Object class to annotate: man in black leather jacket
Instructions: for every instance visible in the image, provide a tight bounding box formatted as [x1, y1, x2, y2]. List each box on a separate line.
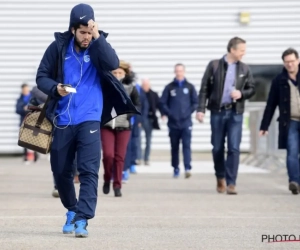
[196, 37, 255, 195]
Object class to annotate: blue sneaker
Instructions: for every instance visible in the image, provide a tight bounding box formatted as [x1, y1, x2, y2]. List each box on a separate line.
[173, 168, 180, 178]
[122, 170, 129, 183]
[130, 165, 137, 174]
[75, 220, 88, 238]
[62, 211, 76, 234]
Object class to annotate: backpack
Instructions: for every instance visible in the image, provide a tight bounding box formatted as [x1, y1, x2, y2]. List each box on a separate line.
[210, 59, 220, 83]
[211, 59, 220, 75]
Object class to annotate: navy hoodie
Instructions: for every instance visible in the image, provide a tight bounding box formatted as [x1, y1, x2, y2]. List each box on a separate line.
[36, 3, 139, 126]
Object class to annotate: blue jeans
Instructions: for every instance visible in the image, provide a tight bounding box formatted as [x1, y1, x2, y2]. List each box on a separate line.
[131, 122, 140, 163]
[124, 132, 135, 171]
[169, 127, 192, 171]
[210, 109, 243, 186]
[143, 118, 153, 162]
[286, 120, 300, 184]
[136, 126, 142, 161]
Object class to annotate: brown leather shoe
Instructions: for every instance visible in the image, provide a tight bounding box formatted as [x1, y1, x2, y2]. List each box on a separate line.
[217, 178, 226, 193]
[227, 185, 237, 195]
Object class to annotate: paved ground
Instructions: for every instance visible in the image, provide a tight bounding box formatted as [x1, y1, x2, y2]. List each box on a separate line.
[0, 154, 300, 250]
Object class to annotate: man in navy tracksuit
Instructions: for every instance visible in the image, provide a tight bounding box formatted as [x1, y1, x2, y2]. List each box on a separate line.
[36, 3, 138, 238]
[160, 64, 198, 178]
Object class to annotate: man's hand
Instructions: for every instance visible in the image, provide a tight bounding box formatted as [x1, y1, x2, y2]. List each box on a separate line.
[231, 90, 242, 100]
[196, 112, 205, 123]
[23, 105, 28, 111]
[88, 20, 100, 39]
[259, 130, 268, 136]
[57, 84, 70, 97]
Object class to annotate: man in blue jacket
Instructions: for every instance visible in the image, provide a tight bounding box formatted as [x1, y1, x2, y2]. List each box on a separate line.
[160, 63, 198, 178]
[36, 3, 138, 238]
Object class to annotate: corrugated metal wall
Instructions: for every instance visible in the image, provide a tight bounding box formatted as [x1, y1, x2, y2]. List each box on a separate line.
[1, 0, 299, 154]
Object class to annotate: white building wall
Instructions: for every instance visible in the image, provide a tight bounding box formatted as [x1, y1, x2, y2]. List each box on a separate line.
[0, 0, 299, 153]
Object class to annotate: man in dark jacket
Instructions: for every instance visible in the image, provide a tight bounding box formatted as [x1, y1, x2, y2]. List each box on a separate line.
[260, 48, 300, 195]
[160, 63, 198, 178]
[36, 3, 138, 237]
[196, 37, 255, 195]
[134, 82, 149, 166]
[123, 83, 144, 182]
[126, 68, 149, 167]
[141, 78, 161, 165]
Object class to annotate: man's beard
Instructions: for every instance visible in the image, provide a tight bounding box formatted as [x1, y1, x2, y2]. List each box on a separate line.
[74, 37, 90, 51]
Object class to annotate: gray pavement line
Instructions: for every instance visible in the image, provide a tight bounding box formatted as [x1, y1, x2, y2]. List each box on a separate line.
[0, 216, 300, 219]
[276, 185, 290, 191]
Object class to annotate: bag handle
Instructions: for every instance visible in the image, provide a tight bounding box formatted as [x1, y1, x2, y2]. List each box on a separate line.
[34, 54, 59, 128]
[35, 96, 51, 128]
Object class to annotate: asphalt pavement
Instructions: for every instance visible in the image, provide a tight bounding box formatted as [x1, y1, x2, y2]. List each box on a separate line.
[0, 155, 300, 250]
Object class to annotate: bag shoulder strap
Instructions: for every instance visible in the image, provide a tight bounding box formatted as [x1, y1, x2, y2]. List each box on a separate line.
[35, 96, 51, 128]
[211, 59, 220, 75]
